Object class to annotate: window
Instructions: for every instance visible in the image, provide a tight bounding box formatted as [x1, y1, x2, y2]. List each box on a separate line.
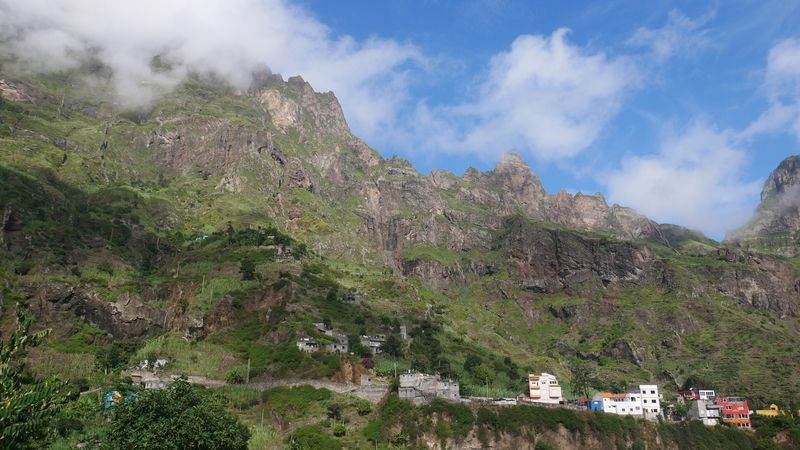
[651, 390, 656, 394]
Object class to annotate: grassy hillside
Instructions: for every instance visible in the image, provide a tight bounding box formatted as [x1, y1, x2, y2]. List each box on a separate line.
[3, 63, 800, 448]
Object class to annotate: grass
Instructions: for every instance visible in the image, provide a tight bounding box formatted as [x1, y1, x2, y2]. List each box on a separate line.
[247, 428, 283, 450]
[374, 357, 411, 376]
[133, 337, 239, 379]
[27, 349, 96, 380]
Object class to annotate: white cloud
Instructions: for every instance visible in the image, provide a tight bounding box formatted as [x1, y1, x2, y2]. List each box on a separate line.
[414, 28, 640, 162]
[627, 9, 715, 63]
[0, 0, 422, 140]
[743, 39, 800, 139]
[601, 122, 762, 238]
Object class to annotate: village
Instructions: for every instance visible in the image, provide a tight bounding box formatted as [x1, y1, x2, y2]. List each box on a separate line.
[113, 320, 793, 434]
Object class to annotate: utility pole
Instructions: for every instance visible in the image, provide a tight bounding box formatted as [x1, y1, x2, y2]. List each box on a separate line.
[246, 358, 251, 384]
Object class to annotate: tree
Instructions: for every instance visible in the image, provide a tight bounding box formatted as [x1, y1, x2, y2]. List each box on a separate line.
[326, 399, 346, 421]
[239, 258, 256, 281]
[356, 400, 372, 416]
[464, 354, 482, 372]
[472, 364, 496, 385]
[1, 308, 70, 449]
[568, 358, 597, 401]
[380, 334, 403, 358]
[107, 377, 250, 450]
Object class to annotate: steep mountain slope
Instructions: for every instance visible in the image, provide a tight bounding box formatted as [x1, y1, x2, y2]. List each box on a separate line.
[3, 62, 800, 406]
[726, 155, 800, 257]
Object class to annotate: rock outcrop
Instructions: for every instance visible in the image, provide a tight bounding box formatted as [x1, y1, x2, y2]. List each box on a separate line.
[20, 283, 167, 339]
[726, 155, 800, 244]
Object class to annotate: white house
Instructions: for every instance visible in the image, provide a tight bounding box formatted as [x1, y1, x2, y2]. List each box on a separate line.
[296, 338, 319, 353]
[591, 385, 662, 420]
[528, 373, 562, 405]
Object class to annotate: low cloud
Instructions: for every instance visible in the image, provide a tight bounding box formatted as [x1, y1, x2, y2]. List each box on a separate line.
[413, 28, 640, 162]
[601, 122, 762, 238]
[0, 0, 422, 140]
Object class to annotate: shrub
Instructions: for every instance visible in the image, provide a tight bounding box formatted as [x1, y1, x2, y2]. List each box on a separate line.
[97, 260, 114, 276]
[226, 366, 246, 384]
[333, 424, 347, 437]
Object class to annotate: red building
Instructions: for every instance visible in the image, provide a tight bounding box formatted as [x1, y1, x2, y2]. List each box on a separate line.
[715, 397, 751, 429]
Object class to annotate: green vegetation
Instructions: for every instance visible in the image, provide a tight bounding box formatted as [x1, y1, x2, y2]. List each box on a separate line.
[2, 62, 800, 449]
[107, 377, 250, 450]
[0, 309, 71, 449]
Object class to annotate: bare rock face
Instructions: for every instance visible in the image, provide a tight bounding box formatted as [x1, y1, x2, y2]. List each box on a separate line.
[726, 155, 800, 243]
[0, 80, 34, 102]
[489, 216, 657, 295]
[706, 248, 800, 315]
[20, 283, 167, 339]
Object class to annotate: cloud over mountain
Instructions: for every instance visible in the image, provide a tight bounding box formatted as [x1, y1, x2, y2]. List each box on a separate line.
[413, 29, 640, 162]
[0, 0, 422, 138]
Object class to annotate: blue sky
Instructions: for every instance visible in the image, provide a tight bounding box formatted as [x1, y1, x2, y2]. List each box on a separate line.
[3, 0, 800, 239]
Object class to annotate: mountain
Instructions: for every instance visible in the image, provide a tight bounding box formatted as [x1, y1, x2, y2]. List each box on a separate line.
[2, 61, 800, 413]
[725, 155, 800, 256]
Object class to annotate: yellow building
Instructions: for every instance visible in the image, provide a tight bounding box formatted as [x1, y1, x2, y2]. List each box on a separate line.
[755, 404, 800, 417]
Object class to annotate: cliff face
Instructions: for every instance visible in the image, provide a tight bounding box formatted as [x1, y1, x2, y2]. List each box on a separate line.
[726, 155, 800, 247]
[6, 66, 800, 403]
[102, 75, 673, 269]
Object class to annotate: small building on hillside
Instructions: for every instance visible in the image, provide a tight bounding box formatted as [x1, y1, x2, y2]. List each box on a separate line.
[296, 338, 319, 353]
[527, 373, 562, 405]
[716, 396, 752, 430]
[360, 334, 386, 355]
[398, 372, 460, 404]
[756, 404, 800, 417]
[690, 398, 721, 426]
[591, 385, 662, 420]
[678, 389, 717, 401]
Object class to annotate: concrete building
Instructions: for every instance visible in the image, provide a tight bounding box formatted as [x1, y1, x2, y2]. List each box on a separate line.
[324, 329, 349, 353]
[591, 385, 662, 420]
[296, 338, 319, 353]
[716, 396, 752, 430]
[632, 385, 662, 419]
[690, 399, 721, 426]
[756, 404, 800, 417]
[679, 389, 720, 426]
[528, 373, 562, 405]
[678, 389, 717, 400]
[360, 334, 386, 355]
[398, 372, 460, 404]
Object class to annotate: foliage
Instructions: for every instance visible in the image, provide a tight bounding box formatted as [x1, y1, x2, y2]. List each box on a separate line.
[380, 334, 403, 358]
[332, 424, 346, 437]
[96, 260, 115, 276]
[289, 424, 341, 450]
[239, 258, 256, 281]
[356, 400, 372, 416]
[261, 385, 332, 417]
[0, 308, 71, 449]
[568, 358, 596, 400]
[107, 377, 250, 450]
[225, 366, 247, 384]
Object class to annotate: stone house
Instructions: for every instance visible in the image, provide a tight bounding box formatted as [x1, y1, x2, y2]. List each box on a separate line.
[398, 372, 460, 404]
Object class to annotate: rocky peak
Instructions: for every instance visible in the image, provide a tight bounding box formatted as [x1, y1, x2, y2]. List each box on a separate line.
[725, 154, 800, 243]
[761, 155, 800, 202]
